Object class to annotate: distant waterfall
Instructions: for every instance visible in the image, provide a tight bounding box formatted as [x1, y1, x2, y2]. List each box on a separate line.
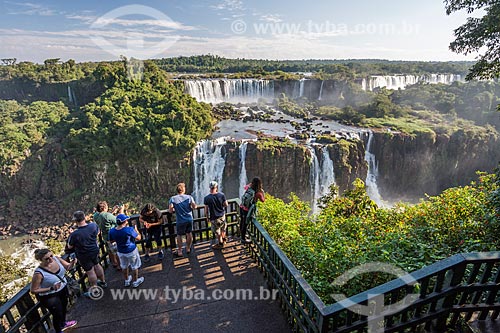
[299, 79, 306, 97]
[319, 146, 336, 197]
[308, 146, 321, 213]
[192, 138, 227, 204]
[239, 141, 249, 198]
[318, 81, 324, 101]
[361, 74, 462, 91]
[67, 85, 77, 106]
[364, 131, 383, 206]
[184, 79, 274, 104]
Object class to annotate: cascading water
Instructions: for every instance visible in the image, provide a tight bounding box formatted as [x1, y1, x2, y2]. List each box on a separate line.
[239, 141, 249, 198]
[364, 131, 383, 206]
[192, 137, 227, 204]
[308, 146, 321, 214]
[299, 78, 306, 97]
[184, 79, 274, 104]
[361, 74, 462, 91]
[318, 81, 324, 101]
[319, 146, 336, 197]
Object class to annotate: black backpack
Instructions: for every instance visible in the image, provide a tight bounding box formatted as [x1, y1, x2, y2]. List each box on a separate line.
[241, 187, 256, 209]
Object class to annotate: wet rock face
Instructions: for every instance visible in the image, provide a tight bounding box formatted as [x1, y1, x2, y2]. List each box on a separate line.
[371, 131, 500, 202]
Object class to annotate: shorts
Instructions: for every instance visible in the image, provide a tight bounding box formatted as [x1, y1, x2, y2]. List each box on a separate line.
[211, 216, 227, 236]
[105, 241, 118, 254]
[77, 251, 100, 272]
[118, 248, 141, 270]
[145, 226, 163, 249]
[177, 221, 193, 236]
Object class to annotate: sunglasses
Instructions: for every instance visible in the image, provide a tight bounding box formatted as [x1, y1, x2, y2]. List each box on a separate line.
[42, 254, 54, 262]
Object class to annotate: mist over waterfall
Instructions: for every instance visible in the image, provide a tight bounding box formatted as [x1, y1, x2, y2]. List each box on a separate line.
[192, 138, 227, 203]
[364, 131, 383, 206]
[184, 79, 274, 104]
[361, 74, 461, 91]
[239, 141, 249, 198]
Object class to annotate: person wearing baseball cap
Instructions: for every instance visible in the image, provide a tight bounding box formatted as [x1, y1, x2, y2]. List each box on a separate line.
[108, 214, 144, 287]
[67, 210, 107, 297]
[204, 181, 228, 250]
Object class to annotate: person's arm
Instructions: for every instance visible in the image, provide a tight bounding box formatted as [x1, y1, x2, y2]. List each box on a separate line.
[256, 191, 265, 203]
[57, 256, 76, 271]
[30, 272, 56, 294]
[133, 225, 141, 241]
[169, 202, 174, 214]
[190, 197, 197, 210]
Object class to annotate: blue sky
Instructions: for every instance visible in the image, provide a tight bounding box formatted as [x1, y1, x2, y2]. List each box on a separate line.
[0, 0, 478, 63]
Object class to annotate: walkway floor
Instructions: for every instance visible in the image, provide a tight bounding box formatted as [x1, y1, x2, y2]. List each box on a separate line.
[67, 239, 291, 333]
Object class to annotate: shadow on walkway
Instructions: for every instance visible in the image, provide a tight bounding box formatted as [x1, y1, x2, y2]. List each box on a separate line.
[68, 239, 291, 332]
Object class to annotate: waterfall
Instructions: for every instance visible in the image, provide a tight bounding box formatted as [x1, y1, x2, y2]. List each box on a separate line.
[308, 146, 321, 214]
[184, 79, 274, 104]
[239, 141, 249, 198]
[299, 79, 306, 97]
[319, 146, 336, 197]
[364, 131, 383, 206]
[67, 85, 77, 106]
[192, 138, 227, 204]
[318, 81, 324, 101]
[361, 74, 462, 91]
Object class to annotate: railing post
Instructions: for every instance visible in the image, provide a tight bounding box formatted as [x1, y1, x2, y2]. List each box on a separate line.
[432, 260, 467, 331]
[165, 211, 176, 251]
[16, 287, 45, 333]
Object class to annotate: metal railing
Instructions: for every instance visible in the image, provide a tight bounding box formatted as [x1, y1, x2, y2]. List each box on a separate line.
[247, 214, 500, 332]
[0, 199, 241, 333]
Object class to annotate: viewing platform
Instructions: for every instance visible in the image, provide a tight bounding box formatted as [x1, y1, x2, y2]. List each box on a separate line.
[70, 239, 290, 332]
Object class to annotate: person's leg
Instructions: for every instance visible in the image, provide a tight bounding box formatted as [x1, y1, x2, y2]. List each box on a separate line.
[40, 293, 65, 332]
[239, 207, 248, 241]
[94, 263, 105, 283]
[176, 234, 183, 255]
[186, 233, 193, 253]
[86, 267, 98, 286]
[153, 227, 164, 258]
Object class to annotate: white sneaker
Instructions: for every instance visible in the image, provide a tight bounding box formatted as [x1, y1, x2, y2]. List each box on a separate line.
[124, 275, 132, 287]
[132, 277, 144, 288]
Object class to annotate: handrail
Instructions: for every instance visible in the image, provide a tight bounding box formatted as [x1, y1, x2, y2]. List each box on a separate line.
[0, 199, 241, 333]
[247, 215, 500, 332]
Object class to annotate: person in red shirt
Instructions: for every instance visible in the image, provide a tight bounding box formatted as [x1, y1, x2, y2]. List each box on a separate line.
[239, 177, 265, 244]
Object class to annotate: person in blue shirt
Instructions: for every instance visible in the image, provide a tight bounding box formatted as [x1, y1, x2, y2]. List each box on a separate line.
[204, 181, 228, 250]
[108, 214, 144, 288]
[169, 183, 197, 257]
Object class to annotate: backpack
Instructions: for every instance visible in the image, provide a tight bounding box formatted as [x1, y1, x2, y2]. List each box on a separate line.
[241, 187, 256, 209]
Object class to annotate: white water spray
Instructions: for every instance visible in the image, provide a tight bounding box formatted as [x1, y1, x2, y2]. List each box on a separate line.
[364, 131, 383, 206]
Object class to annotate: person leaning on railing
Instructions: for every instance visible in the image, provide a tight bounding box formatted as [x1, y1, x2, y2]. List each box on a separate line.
[239, 177, 265, 244]
[30, 248, 78, 333]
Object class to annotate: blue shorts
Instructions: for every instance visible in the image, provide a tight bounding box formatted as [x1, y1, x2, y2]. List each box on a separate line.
[177, 221, 193, 236]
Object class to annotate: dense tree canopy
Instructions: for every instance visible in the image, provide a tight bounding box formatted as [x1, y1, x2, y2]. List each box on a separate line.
[445, 0, 500, 80]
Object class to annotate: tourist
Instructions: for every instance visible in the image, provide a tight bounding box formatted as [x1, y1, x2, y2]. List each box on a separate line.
[169, 183, 196, 256]
[93, 201, 120, 270]
[203, 181, 228, 250]
[30, 248, 78, 332]
[139, 203, 164, 262]
[240, 177, 265, 244]
[67, 211, 107, 296]
[109, 213, 144, 288]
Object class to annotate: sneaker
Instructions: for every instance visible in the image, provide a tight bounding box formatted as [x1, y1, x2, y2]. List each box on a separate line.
[124, 275, 132, 287]
[97, 281, 108, 289]
[132, 277, 144, 288]
[62, 320, 77, 331]
[143, 254, 150, 262]
[158, 250, 164, 260]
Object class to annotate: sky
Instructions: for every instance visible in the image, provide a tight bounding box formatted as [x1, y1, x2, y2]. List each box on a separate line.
[0, 0, 479, 63]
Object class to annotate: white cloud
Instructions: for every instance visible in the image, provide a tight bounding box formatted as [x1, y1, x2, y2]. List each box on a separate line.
[211, 0, 244, 12]
[5, 1, 57, 16]
[259, 14, 283, 23]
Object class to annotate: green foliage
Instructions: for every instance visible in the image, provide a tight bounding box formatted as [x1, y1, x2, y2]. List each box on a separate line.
[0, 100, 69, 174]
[258, 172, 499, 303]
[0, 255, 25, 304]
[65, 61, 213, 160]
[445, 0, 500, 80]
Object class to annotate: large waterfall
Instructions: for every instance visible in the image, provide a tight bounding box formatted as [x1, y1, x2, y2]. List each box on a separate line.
[309, 145, 337, 214]
[239, 141, 249, 198]
[192, 138, 227, 204]
[361, 74, 462, 91]
[364, 131, 383, 206]
[184, 79, 274, 104]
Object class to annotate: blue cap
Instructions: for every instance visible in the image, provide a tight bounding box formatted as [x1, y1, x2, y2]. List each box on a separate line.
[116, 213, 130, 224]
